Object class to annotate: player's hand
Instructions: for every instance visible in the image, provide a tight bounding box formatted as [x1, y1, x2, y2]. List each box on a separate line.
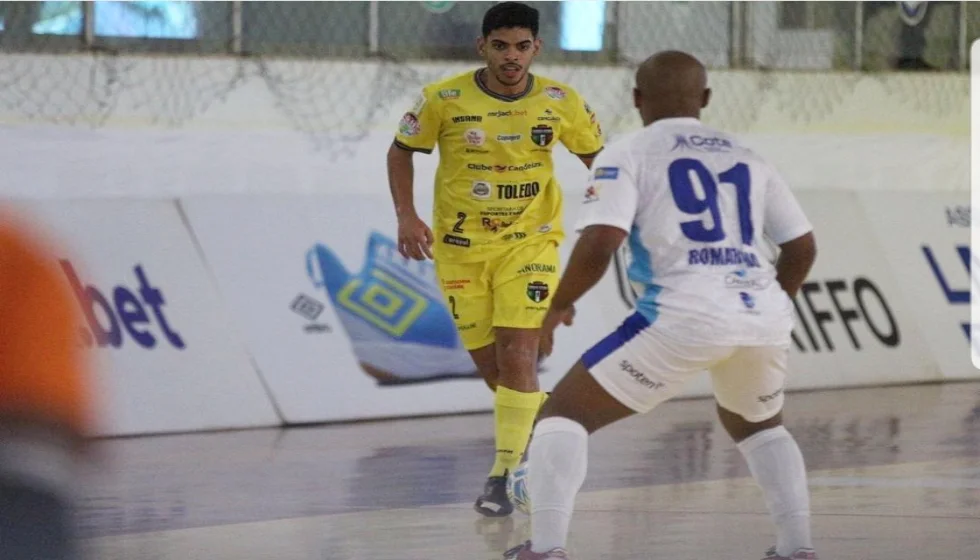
[539, 304, 575, 357]
[397, 213, 434, 261]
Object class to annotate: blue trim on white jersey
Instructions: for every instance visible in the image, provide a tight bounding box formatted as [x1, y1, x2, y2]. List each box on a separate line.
[626, 224, 661, 323]
[636, 285, 662, 323]
[582, 312, 652, 369]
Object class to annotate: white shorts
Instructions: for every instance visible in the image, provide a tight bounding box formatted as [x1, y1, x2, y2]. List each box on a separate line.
[581, 312, 788, 423]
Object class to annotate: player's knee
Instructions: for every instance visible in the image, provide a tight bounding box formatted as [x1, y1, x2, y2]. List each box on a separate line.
[717, 404, 783, 443]
[534, 392, 598, 435]
[475, 359, 499, 385]
[536, 393, 560, 420]
[531, 416, 588, 443]
[468, 344, 500, 388]
[494, 328, 539, 373]
[482, 370, 499, 391]
[535, 361, 624, 435]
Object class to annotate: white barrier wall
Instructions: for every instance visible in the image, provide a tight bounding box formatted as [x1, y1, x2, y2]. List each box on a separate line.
[0, 55, 972, 435]
[179, 194, 500, 424]
[183, 188, 969, 427]
[9, 186, 963, 436]
[754, 192, 938, 389]
[859, 192, 975, 380]
[5, 199, 280, 436]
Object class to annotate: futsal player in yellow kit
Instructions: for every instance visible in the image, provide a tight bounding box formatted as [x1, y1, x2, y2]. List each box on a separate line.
[386, 2, 602, 516]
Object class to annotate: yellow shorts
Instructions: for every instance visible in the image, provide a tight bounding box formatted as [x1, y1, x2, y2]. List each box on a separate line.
[435, 241, 560, 351]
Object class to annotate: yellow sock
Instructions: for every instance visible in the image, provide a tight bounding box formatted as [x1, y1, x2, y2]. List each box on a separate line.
[489, 386, 544, 478]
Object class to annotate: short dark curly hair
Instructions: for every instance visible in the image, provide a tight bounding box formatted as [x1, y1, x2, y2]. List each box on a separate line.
[482, 2, 539, 38]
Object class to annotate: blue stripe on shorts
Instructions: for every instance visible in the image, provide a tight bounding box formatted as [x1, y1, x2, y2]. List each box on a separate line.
[581, 312, 652, 369]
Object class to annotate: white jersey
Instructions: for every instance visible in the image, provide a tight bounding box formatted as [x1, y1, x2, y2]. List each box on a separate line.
[575, 117, 812, 346]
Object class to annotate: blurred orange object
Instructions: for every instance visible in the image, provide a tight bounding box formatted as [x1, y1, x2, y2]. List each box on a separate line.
[0, 207, 94, 443]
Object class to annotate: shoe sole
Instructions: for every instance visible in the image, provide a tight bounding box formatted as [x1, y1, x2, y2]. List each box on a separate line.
[473, 501, 513, 517]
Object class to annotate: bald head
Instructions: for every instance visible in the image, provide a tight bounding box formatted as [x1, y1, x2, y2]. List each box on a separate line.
[633, 50, 709, 125]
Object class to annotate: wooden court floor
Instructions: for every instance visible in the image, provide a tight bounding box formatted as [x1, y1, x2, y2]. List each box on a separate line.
[79, 381, 980, 560]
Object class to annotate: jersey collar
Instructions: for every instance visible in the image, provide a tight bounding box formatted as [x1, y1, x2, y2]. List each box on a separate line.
[650, 117, 702, 128]
[473, 68, 535, 103]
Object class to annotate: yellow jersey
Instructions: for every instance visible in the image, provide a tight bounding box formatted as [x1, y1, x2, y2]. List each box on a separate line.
[393, 69, 603, 263]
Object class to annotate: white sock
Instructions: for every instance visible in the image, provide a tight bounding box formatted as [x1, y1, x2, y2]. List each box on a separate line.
[737, 425, 813, 557]
[527, 417, 589, 553]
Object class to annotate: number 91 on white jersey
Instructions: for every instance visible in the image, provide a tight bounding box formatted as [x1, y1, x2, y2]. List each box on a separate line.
[574, 117, 813, 347]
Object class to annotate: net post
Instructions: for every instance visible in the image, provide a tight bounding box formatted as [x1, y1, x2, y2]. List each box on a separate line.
[82, 1, 94, 46]
[853, 1, 864, 71]
[959, 1, 968, 71]
[607, 0, 620, 62]
[368, 1, 381, 55]
[230, 0, 243, 55]
[729, 1, 746, 69]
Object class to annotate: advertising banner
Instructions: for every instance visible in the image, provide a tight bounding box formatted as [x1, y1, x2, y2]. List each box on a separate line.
[859, 191, 978, 380]
[180, 188, 669, 423]
[787, 191, 938, 387]
[9, 199, 280, 436]
[181, 185, 953, 429]
[181, 194, 512, 423]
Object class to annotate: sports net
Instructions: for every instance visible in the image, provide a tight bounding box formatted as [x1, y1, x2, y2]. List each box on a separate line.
[0, 1, 972, 159]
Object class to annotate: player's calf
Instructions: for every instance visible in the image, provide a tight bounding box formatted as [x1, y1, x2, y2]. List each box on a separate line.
[476, 328, 546, 517]
[494, 327, 541, 393]
[507, 361, 636, 555]
[719, 406, 815, 560]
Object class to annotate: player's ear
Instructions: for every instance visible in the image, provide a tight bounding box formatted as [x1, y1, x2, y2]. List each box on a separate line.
[476, 36, 485, 57]
[533, 37, 542, 56]
[702, 88, 711, 109]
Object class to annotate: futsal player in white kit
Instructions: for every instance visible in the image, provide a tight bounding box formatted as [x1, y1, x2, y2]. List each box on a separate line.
[506, 50, 820, 560]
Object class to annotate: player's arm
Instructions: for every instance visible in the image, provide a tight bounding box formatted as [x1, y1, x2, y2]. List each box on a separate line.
[577, 154, 598, 170]
[559, 93, 604, 169]
[387, 145, 424, 222]
[774, 233, 816, 298]
[551, 225, 626, 311]
[551, 161, 636, 312]
[762, 169, 816, 298]
[387, 89, 441, 260]
[540, 151, 637, 355]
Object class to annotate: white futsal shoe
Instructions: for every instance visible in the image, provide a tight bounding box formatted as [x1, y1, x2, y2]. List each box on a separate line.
[762, 546, 818, 560]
